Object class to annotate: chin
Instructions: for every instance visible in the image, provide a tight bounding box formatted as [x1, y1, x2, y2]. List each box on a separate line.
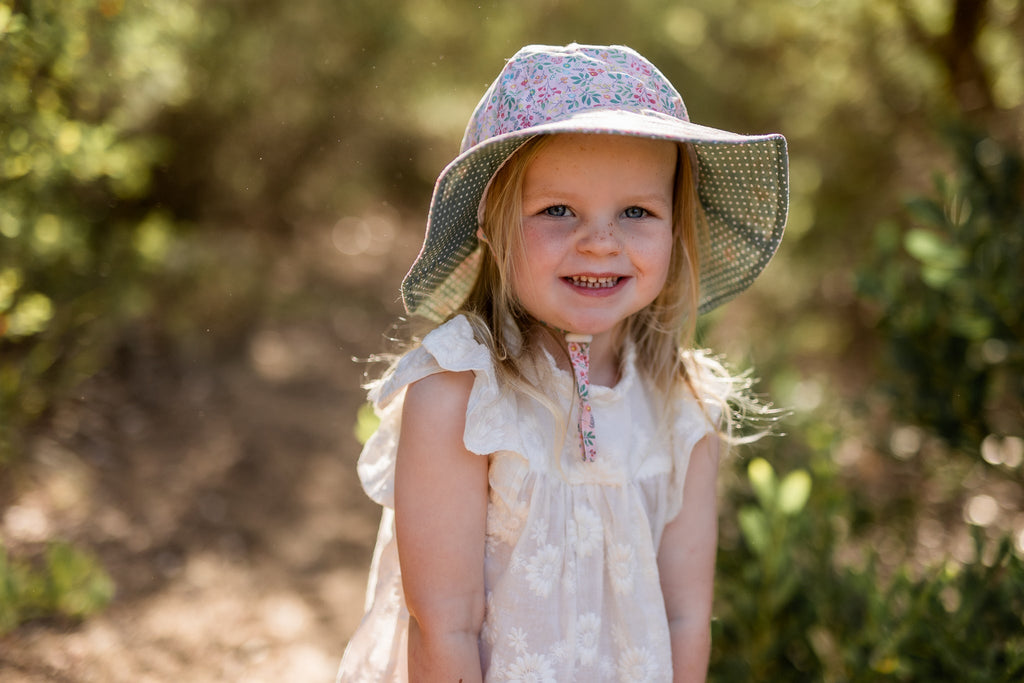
[558, 318, 624, 338]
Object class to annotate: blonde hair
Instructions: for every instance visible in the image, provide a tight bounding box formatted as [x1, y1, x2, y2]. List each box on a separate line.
[459, 134, 732, 427]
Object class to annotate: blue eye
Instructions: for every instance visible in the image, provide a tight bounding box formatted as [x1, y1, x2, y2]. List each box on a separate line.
[543, 205, 571, 217]
[623, 206, 648, 219]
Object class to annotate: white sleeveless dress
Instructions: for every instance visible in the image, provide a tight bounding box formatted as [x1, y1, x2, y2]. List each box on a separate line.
[337, 315, 720, 682]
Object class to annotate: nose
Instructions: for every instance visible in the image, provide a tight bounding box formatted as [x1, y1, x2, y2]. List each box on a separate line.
[575, 217, 622, 255]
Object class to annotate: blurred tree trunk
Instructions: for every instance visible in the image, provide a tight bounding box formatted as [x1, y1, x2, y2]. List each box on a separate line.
[901, 0, 995, 115]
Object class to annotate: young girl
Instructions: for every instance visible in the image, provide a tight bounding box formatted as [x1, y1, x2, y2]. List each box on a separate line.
[337, 43, 787, 682]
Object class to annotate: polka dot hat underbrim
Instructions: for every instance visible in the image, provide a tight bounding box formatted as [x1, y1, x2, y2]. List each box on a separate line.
[401, 44, 789, 324]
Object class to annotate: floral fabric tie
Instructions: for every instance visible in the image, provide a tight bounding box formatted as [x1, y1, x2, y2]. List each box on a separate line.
[565, 333, 597, 462]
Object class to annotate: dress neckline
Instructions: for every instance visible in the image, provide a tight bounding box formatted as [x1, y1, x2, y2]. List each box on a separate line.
[534, 337, 637, 401]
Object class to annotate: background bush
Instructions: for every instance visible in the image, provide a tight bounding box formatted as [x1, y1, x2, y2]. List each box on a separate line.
[0, 541, 113, 633]
[0, 0, 207, 460]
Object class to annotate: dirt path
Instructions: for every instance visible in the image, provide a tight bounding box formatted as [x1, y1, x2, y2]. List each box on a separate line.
[0, 221, 420, 681]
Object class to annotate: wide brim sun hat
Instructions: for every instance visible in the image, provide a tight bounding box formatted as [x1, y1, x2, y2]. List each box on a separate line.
[401, 43, 789, 324]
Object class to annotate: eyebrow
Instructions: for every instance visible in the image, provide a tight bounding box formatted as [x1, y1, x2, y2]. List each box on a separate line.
[523, 189, 672, 206]
[621, 193, 673, 207]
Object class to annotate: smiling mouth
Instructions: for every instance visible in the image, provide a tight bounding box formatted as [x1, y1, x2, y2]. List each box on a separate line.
[566, 275, 622, 289]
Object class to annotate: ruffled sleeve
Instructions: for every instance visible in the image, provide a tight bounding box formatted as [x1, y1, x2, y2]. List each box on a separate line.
[356, 315, 518, 508]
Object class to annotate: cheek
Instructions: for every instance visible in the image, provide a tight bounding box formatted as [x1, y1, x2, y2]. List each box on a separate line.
[510, 229, 544, 302]
[509, 260, 531, 304]
[516, 225, 560, 272]
[637, 229, 675, 282]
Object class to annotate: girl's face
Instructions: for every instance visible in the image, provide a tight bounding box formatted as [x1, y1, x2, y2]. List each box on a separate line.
[513, 133, 677, 339]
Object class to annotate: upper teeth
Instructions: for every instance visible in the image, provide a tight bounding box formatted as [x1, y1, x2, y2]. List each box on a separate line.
[571, 275, 618, 288]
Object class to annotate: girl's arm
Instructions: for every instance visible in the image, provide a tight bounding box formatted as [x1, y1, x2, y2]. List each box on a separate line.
[394, 370, 489, 683]
[658, 434, 721, 683]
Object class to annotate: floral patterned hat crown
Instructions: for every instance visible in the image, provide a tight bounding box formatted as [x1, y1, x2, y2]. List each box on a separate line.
[401, 43, 789, 323]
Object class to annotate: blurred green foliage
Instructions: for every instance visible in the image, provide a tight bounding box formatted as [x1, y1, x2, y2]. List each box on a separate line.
[712, 114, 1024, 676]
[715, 457, 1024, 681]
[1, 0, 1023, 672]
[0, 0, 209, 460]
[0, 541, 114, 634]
[354, 401, 381, 447]
[859, 128, 1023, 450]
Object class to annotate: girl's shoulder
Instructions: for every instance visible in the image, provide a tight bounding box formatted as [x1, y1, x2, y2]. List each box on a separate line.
[358, 315, 510, 507]
[369, 314, 518, 457]
[368, 314, 497, 409]
[399, 368, 477, 445]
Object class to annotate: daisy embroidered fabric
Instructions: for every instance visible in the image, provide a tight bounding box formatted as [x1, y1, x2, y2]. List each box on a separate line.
[336, 316, 720, 682]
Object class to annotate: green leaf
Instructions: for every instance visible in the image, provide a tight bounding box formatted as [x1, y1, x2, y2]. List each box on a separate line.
[354, 402, 380, 445]
[904, 228, 966, 270]
[6, 292, 53, 337]
[905, 197, 949, 228]
[777, 469, 812, 516]
[0, 6, 12, 35]
[920, 263, 959, 289]
[950, 311, 993, 340]
[738, 505, 770, 557]
[0, 267, 22, 311]
[747, 457, 777, 510]
[45, 542, 114, 620]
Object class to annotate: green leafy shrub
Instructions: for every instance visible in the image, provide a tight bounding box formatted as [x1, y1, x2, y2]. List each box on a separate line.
[802, 528, 1024, 682]
[713, 457, 1024, 682]
[0, 0, 205, 463]
[0, 541, 114, 634]
[857, 126, 1023, 451]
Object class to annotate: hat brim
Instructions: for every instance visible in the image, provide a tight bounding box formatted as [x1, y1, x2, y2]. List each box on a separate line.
[402, 108, 788, 323]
